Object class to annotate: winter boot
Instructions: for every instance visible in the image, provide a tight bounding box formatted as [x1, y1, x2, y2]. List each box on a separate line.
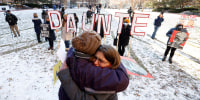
[168, 57, 172, 64]
[162, 56, 166, 61]
[48, 47, 51, 50]
[48, 47, 53, 50]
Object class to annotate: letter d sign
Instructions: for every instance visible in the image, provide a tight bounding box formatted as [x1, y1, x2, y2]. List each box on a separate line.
[48, 11, 62, 29]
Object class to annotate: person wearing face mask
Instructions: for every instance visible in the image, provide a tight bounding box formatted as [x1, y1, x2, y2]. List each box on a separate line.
[118, 18, 132, 56]
[162, 23, 188, 64]
[5, 10, 20, 37]
[58, 31, 129, 100]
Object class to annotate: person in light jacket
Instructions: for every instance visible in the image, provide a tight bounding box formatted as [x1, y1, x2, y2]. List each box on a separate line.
[56, 14, 74, 51]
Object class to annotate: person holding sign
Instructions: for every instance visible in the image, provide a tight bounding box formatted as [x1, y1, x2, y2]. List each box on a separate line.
[44, 16, 56, 50]
[58, 31, 129, 100]
[118, 19, 132, 56]
[162, 23, 188, 64]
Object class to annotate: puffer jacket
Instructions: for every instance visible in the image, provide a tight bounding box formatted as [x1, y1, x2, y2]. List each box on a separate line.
[66, 47, 129, 92]
[58, 68, 118, 100]
[32, 18, 42, 34]
[119, 24, 131, 46]
[154, 16, 164, 26]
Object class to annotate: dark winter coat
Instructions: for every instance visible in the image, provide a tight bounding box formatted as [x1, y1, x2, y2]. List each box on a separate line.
[58, 68, 118, 100]
[127, 8, 133, 15]
[94, 21, 104, 38]
[66, 47, 129, 92]
[87, 10, 93, 18]
[119, 24, 131, 46]
[5, 13, 18, 25]
[74, 16, 79, 29]
[45, 21, 56, 40]
[154, 16, 164, 27]
[32, 18, 42, 34]
[41, 10, 47, 20]
[60, 8, 65, 20]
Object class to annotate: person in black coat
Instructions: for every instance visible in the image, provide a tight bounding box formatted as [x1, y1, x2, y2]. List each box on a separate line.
[127, 7, 133, 22]
[74, 13, 79, 33]
[86, 9, 93, 23]
[41, 10, 47, 23]
[32, 13, 42, 43]
[118, 19, 131, 56]
[45, 16, 56, 50]
[151, 13, 164, 39]
[60, 7, 65, 20]
[94, 20, 104, 38]
[5, 10, 20, 37]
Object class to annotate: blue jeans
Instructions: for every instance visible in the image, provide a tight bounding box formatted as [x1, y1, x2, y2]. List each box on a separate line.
[151, 26, 160, 39]
[64, 40, 70, 48]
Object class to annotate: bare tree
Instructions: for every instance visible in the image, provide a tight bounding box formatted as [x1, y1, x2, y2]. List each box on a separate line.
[130, 0, 138, 11]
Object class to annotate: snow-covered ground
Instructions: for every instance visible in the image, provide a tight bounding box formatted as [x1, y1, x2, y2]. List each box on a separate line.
[0, 8, 200, 100]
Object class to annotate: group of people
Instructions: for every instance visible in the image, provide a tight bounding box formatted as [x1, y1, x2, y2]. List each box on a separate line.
[3, 6, 191, 100]
[151, 12, 188, 64]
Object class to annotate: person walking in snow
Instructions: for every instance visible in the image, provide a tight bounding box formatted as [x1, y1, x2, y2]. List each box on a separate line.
[162, 23, 188, 64]
[151, 13, 164, 39]
[118, 19, 132, 56]
[32, 13, 42, 43]
[5, 10, 20, 37]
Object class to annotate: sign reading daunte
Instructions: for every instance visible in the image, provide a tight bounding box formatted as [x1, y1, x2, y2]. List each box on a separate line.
[47, 11, 150, 36]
